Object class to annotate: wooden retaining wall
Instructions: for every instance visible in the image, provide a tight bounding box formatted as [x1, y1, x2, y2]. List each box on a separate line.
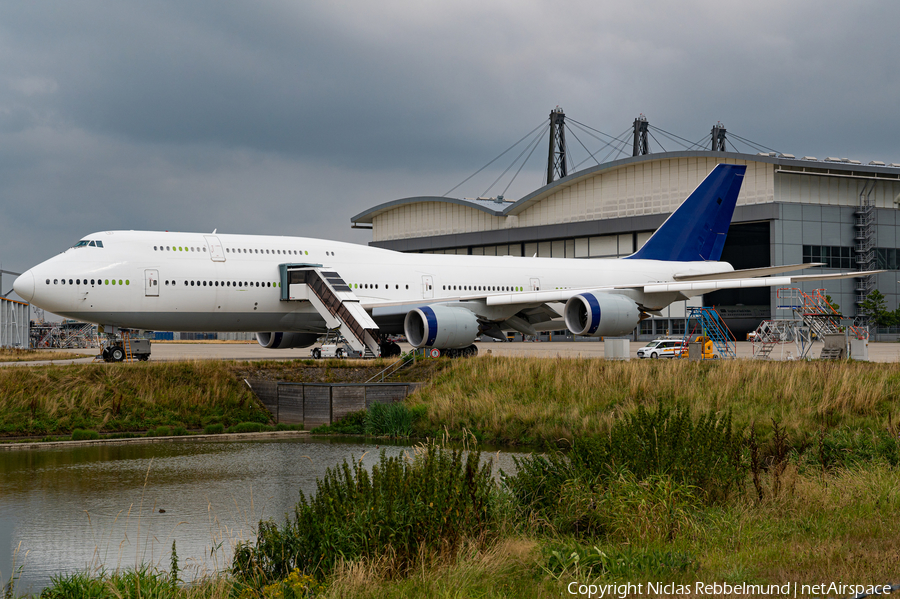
[245, 380, 423, 426]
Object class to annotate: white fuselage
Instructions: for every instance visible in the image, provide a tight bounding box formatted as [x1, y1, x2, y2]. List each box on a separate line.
[15, 230, 731, 334]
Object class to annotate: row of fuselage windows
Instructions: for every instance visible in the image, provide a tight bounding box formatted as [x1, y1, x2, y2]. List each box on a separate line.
[48, 278, 128, 286]
[152, 245, 336, 258]
[164, 280, 279, 288]
[443, 284, 521, 292]
[47, 277, 522, 293]
[45, 278, 279, 288]
[356, 284, 409, 290]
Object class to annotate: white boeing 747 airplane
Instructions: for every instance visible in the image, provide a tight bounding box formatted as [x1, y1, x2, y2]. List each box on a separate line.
[13, 165, 870, 360]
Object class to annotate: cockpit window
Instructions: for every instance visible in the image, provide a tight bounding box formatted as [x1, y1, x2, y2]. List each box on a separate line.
[73, 239, 104, 248]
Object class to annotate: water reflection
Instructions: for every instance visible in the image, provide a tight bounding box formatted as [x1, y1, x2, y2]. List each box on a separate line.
[0, 437, 523, 594]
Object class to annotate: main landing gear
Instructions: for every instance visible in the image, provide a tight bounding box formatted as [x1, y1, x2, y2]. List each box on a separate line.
[379, 341, 402, 358]
[428, 344, 478, 358]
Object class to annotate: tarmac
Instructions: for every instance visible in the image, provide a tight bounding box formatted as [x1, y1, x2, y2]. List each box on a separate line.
[4, 338, 900, 366]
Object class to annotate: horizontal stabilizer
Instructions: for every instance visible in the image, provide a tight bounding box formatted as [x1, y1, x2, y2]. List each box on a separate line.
[673, 263, 825, 281]
[644, 270, 884, 294]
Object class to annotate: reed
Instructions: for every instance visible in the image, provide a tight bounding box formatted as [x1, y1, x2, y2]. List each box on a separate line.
[232, 445, 500, 584]
[408, 357, 900, 444]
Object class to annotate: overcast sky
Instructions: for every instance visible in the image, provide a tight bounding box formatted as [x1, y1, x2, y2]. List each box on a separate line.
[2, 0, 899, 295]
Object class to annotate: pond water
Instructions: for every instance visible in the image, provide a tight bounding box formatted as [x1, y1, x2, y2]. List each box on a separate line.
[0, 437, 524, 594]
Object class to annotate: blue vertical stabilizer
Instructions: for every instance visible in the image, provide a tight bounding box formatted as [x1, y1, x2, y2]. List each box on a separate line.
[625, 164, 746, 262]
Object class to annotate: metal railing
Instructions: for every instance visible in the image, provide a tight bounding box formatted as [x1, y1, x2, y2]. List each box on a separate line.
[365, 351, 419, 383]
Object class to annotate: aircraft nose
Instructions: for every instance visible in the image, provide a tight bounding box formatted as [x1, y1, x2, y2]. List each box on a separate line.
[13, 271, 35, 303]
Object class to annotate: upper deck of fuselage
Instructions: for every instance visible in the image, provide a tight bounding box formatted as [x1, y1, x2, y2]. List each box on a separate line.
[33, 229, 736, 294]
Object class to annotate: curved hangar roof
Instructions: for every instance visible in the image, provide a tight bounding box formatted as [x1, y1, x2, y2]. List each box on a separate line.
[351, 150, 900, 244]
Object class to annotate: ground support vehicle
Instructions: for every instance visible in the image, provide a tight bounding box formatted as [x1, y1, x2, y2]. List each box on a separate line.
[636, 338, 686, 359]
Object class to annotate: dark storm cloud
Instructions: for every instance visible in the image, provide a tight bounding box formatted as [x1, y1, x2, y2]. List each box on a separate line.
[2, 0, 532, 170]
[1, 0, 899, 284]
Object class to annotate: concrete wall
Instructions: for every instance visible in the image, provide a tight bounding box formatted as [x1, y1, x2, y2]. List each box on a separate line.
[247, 380, 422, 427]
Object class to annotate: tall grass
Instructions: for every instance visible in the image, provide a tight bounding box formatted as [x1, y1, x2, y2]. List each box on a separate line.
[232, 445, 500, 584]
[506, 405, 742, 537]
[364, 403, 426, 438]
[408, 357, 900, 444]
[0, 361, 268, 436]
[39, 568, 238, 599]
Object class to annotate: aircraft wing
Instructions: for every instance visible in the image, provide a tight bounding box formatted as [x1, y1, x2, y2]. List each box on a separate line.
[481, 270, 883, 307]
[361, 269, 881, 312]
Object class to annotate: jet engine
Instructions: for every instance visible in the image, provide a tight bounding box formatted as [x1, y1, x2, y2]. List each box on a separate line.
[256, 332, 320, 349]
[564, 293, 641, 337]
[404, 305, 479, 349]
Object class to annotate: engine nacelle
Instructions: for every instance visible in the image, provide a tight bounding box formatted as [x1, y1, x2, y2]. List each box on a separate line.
[564, 293, 641, 337]
[256, 332, 320, 349]
[404, 305, 479, 349]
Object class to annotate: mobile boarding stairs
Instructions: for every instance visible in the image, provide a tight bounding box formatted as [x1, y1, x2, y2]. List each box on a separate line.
[279, 264, 382, 358]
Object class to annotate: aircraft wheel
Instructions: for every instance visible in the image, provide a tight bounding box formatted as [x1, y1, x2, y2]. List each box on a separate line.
[312, 348, 321, 360]
[379, 342, 399, 358]
[110, 346, 126, 362]
[465, 345, 478, 357]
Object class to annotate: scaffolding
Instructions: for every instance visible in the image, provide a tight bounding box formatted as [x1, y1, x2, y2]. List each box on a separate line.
[752, 288, 867, 360]
[30, 319, 99, 349]
[750, 318, 812, 360]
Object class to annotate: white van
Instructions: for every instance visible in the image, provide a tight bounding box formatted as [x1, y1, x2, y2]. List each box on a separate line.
[636, 338, 686, 359]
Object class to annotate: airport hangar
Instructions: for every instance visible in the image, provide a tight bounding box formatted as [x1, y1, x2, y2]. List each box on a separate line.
[352, 150, 900, 340]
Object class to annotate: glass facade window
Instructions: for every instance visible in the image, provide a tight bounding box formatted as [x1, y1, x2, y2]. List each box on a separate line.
[802, 245, 853, 269]
[876, 248, 900, 271]
[805, 245, 900, 270]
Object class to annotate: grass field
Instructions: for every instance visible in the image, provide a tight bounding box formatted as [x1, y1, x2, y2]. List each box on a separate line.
[0, 357, 446, 438]
[0, 348, 94, 362]
[8, 356, 900, 597]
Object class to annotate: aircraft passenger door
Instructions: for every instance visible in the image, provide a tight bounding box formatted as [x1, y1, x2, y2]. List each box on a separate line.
[422, 275, 434, 299]
[145, 269, 159, 297]
[204, 235, 226, 262]
[530, 277, 541, 291]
